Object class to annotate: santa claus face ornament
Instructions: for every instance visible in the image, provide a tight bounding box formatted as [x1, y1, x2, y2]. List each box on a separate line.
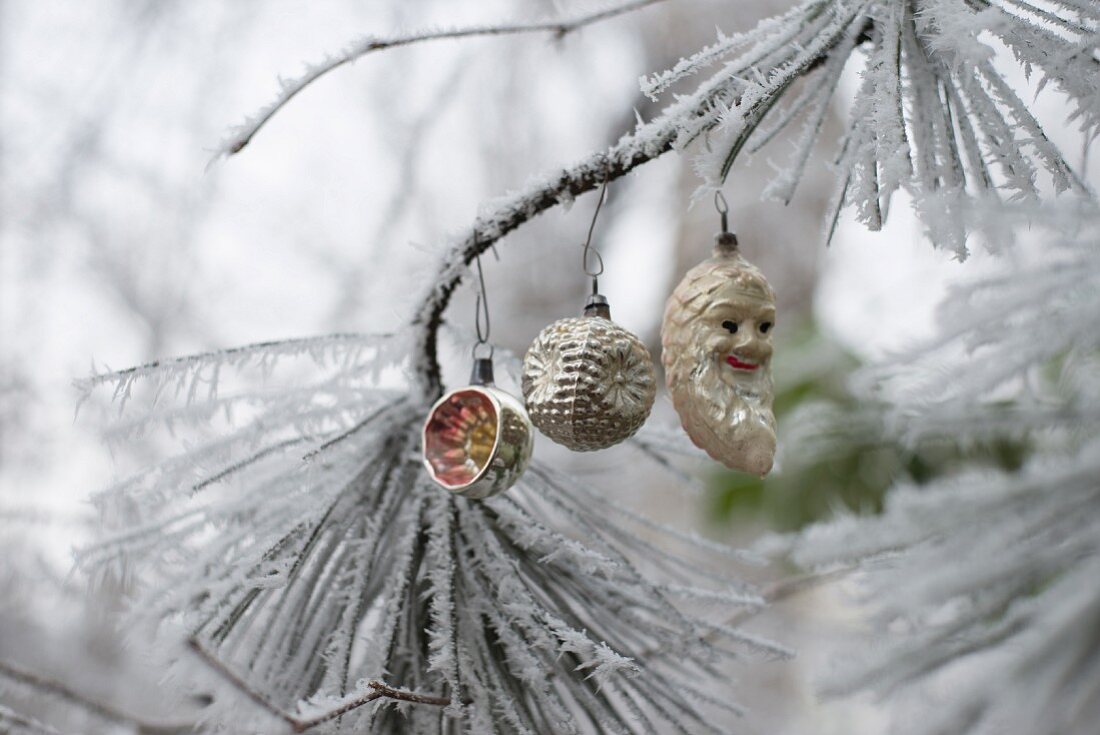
[661, 226, 777, 477]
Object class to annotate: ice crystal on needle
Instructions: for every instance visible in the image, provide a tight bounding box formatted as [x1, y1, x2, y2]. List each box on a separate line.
[646, 0, 1095, 253]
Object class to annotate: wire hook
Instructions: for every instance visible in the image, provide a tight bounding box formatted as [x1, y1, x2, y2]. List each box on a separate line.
[714, 189, 730, 234]
[582, 177, 609, 295]
[474, 252, 490, 347]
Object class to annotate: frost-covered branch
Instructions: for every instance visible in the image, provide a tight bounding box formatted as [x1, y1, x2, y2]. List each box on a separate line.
[77, 322, 778, 732]
[642, 566, 854, 659]
[75, 332, 394, 413]
[408, 135, 678, 400]
[188, 638, 448, 733]
[774, 203, 1100, 735]
[404, 12, 812, 398]
[409, 0, 1099, 399]
[216, 0, 667, 158]
[211, 1, 1099, 400]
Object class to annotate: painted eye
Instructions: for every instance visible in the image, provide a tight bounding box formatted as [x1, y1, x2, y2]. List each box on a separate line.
[722, 320, 738, 334]
[759, 321, 773, 334]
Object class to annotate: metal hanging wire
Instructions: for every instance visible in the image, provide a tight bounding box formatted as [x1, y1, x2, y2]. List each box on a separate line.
[713, 189, 738, 251]
[473, 253, 493, 359]
[582, 178, 609, 296]
[714, 189, 730, 234]
[470, 230, 498, 361]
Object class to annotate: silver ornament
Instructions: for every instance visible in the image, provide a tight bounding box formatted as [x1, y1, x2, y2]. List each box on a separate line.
[523, 297, 656, 451]
[423, 357, 534, 499]
[661, 232, 777, 477]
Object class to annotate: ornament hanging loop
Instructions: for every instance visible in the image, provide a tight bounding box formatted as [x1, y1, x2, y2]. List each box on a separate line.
[582, 178, 609, 297]
[581, 178, 612, 318]
[471, 246, 497, 384]
[474, 252, 491, 347]
[713, 189, 739, 253]
[714, 189, 729, 233]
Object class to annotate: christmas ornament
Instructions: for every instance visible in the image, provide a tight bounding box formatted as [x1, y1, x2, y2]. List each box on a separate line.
[522, 181, 656, 451]
[423, 254, 534, 498]
[523, 295, 656, 451]
[423, 353, 534, 499]
[661, 192, 776, 476]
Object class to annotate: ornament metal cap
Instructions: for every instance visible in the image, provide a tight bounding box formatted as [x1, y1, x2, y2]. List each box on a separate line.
[583, 293, 611, 319]
[713, 189, 740, 256]
[714, 230, 739, 255]
[469, 356, 495, 386]
[422, 360, 534, 500]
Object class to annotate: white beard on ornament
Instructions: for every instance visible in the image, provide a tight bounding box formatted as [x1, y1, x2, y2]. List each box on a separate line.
[672, 355, 776, 477]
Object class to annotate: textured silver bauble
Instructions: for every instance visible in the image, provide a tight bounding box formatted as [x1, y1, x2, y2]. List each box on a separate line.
[522, 313, 656, 451]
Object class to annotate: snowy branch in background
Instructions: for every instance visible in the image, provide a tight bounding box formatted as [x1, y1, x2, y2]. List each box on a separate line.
[410, 0, 1099, 397]
[210, 0, 1098, 397]
[643, 0, 1097, 253]
[215, 0, 667, 158]
[771, 202, 1100, 735]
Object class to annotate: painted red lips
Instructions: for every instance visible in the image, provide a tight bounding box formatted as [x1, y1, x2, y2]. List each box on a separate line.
[726, 355, 760, 371]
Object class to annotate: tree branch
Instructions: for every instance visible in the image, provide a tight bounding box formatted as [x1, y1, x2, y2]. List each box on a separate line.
[75, 331, 387, 400]
[0, 658, 196, 735]
[407, 78, 730, 400]
[187, 637, 449, 733]
[405, 4, 844, 401]
[218, 0, 667, 158]
[290, 683, 451, 733]
[409, 144, 663, 401]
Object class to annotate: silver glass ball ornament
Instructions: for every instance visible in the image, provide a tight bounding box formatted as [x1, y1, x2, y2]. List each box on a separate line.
[522, 295, 656, 451]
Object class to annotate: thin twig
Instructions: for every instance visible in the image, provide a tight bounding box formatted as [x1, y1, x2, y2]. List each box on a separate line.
[188, 637, 449, 733]
[300, 397, 408, 461]
[727, 567, 853, 627]
[218, 0, 667, 157]
[187, 638, 299, 729]
[77, 332, 385, 390]
[0, 659, 196, 735]
[291, 682, 450, 733]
